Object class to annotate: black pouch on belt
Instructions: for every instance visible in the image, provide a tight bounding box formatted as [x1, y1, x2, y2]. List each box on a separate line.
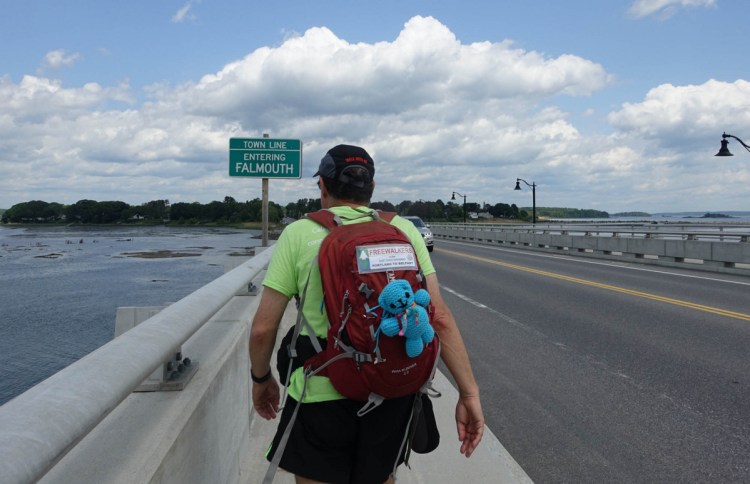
[410, 392, 440, 454]
[276, 325, 326, 385]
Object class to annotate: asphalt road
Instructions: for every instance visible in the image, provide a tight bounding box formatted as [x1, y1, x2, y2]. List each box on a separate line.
[431, 239, 750, 483]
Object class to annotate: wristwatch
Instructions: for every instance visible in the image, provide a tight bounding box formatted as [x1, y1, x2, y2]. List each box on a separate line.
[251, 368, 272, 384]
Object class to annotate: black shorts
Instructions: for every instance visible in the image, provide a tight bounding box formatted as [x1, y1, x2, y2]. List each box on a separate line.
[266, 395, 415, 484]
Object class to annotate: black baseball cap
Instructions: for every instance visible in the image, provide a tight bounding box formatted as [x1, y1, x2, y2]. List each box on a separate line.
[313, 144, 375, 187]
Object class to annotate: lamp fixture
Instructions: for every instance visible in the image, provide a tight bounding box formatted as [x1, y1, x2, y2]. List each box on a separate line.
[450, 191, 467, 224]
[716, 132, 750, 157]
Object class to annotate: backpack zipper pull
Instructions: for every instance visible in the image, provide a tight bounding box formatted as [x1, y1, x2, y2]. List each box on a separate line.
[335, 290, 353, 349]
[339, 290, 350, 318]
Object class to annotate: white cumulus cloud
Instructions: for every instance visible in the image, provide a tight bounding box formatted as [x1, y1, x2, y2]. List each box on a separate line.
[0, 15, 747, 212]
[608, 79, 750, 144]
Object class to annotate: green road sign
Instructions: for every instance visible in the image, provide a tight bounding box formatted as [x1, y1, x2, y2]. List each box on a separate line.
[229, 138, 302, 178]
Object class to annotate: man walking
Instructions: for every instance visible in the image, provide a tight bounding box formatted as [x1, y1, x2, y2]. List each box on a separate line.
[250, 144, 483, 484]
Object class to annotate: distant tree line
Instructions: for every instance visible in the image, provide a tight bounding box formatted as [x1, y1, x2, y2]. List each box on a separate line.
[1, 197, 284, 225]
[2, 197, 607, 225]
[367, 200, 527, 221]
[170, 197, 284, 224]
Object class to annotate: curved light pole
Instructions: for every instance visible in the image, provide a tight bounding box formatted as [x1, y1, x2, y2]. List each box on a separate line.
[715, 132, 750, 156]
[514, 178, 536, 225]
[451, 191, 467, 224]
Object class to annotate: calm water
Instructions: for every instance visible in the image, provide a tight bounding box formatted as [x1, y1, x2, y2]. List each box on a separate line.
[0, 225, 261, 405]
[551, 212, 750, 223]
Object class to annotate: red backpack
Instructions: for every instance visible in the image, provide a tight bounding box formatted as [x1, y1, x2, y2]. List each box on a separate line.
[300, 209, 440, 411]
[265, 209, 441, 483]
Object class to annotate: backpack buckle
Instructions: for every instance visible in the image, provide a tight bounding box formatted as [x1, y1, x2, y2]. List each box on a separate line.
[353, 352, 372, 364]
[358, 282, 375, 299]
[287, 345, 297, 358]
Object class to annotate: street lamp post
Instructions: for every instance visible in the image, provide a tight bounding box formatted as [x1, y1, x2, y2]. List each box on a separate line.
[451, 191, 467, 224]
[715, 132, 750, 156]
[514, 178, 536, 224]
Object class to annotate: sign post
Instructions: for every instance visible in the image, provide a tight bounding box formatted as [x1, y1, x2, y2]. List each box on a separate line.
[260, 135, 270, 248]
[229, 136, 302, 246]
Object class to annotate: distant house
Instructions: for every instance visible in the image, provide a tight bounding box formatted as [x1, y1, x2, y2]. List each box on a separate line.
[130, 214, 145, 221]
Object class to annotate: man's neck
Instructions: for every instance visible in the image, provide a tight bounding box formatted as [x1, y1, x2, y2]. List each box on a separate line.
[324, 198, 368, 209]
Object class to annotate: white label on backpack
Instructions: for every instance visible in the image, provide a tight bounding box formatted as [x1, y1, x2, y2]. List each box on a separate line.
[356, 244, 418, 273]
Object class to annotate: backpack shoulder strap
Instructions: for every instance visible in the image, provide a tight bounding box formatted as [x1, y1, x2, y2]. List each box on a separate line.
[377, 210, 397, 223]
[305, 209, 341, 229]
[307, 208, 391, 228]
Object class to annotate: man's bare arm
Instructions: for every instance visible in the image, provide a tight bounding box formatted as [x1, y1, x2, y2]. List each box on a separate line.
[425, 272, 484, 457]
[249, 286, 289, 419]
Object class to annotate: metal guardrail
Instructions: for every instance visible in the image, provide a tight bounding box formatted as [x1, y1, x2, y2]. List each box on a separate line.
[0, 247, 274, 484]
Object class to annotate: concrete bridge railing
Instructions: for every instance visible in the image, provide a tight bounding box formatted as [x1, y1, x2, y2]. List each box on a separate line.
[0, 247, 275, 484]
[432, 223, 750, 275]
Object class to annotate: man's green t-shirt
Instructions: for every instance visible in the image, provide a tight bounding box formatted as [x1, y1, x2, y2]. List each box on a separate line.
[262, 206, 436, 402]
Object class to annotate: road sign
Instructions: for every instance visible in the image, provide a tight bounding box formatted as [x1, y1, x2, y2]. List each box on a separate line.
[229, 138, 302, 178]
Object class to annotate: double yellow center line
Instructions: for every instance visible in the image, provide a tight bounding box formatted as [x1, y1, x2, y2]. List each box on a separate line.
[439, 248, 750, 322]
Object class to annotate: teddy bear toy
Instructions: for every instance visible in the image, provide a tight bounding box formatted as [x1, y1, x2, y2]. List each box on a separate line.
[377, 279, 435, 358]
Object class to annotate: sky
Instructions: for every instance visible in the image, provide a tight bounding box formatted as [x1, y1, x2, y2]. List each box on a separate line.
[1, 0, 749, 214]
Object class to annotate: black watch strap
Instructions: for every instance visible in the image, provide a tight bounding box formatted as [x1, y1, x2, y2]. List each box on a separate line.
[251, 368, 272, 384]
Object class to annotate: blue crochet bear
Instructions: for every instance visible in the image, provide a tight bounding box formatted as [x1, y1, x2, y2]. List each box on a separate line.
[378, 279, 435, 358]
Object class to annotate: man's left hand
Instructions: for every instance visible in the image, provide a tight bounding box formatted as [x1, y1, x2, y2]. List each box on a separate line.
[252, 377, 280, 420]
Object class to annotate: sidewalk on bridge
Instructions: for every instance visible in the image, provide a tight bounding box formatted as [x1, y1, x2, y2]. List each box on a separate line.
[243, 301, 533, 484]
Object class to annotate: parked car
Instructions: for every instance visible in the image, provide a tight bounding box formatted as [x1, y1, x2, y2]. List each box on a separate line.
[403, 216, 434, 252]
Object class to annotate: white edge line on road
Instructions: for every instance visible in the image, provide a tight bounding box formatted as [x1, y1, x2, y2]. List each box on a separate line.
[441, 285, 548, 340]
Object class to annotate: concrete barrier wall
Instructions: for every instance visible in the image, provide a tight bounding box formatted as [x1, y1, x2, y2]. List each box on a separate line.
[596, 236, 629, 254]
[711, 239, 750, 262]
[40, 293, 262, 484]
[626, 238, 666, 257]
[435, 226, 750, 275]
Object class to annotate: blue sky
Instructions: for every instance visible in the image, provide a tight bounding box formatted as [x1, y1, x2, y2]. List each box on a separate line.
[1, 0, 749, 213]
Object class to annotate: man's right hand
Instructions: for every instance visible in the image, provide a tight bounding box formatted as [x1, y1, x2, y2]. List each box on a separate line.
[455, 394, 484, 458]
